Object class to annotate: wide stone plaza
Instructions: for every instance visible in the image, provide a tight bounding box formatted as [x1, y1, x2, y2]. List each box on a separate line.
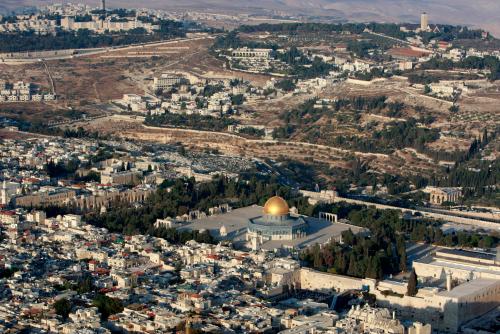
[179, 196, 366, 251]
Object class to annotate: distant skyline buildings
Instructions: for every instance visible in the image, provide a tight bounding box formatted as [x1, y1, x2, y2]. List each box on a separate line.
[0, 0, 499, 37]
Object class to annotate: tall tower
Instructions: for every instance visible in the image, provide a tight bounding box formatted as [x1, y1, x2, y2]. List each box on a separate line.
[102, 0, 106, 11]
[446, 271, 452, 291]
[1, 180, 7, 205]
[420, 12, 429, 31]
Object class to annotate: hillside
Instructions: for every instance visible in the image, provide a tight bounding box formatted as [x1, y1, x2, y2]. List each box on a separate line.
[3, 0, 500, 36]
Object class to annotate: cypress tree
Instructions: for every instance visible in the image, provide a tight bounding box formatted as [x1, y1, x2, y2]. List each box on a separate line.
[407, 269, 418, 296]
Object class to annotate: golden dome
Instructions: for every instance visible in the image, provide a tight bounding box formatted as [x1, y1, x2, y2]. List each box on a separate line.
[263, 196, 289, 216]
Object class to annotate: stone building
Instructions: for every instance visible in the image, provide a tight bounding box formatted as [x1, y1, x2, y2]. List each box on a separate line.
[424, 186, 462, 205]
[296, 266, 500, 333]
[246, 196, 308, 250]
[231, 47, 273, 59]
[153, 73, 185, 91]
[413, 248, 500, 280]
[13, 189, 77, 208]
[335, 304, 405, 334]
[71, 188, 154, 212]
[100, 170, 142, 186]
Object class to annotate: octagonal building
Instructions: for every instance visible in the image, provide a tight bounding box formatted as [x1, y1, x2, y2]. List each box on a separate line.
[246, 196, 307, 250]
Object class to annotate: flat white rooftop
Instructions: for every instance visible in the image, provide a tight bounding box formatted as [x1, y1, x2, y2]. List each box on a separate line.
[439, 278, 500, 298]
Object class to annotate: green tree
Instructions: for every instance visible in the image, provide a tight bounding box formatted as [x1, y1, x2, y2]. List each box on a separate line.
[54, 298, 72, 319]
[76, 276, 94, 294]
[231, 94, 245, 105]
[407, 269, 418, 296]
[275, 79, 296, 92]
[92, 294, 124, 320]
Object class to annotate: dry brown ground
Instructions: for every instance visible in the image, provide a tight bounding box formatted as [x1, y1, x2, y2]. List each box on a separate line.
[0, 62, 51, 91]
[241, 77, 500, 164]
[0, 128, 51, 140]
[427, 136, 471, 152]
[66, 115, 442, 178]
[2, 36, 498, 174]
[0, 37, 271, 112]
[240, 93, 312, 126]
[0, 101, 81, 123]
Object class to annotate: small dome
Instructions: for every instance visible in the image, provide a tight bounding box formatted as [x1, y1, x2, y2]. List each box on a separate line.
[263, 196, 289, 216]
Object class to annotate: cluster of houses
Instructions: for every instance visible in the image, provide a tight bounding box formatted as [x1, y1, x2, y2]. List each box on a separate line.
[118, 73, 253, 117]
[0, 16, 58, 35]
[0, 3, 162, 35]
[0, 135, 252, 210]
[0, 208, 434, 333]
[1, 201, 498, 333]
[0, 80, 55, 103]
[60, 16, 159, 34]
[0, 123, 499, 333]
[226, 47, 289, 74]
[210, 13, 500, 105]
[117, 71, 336, 123]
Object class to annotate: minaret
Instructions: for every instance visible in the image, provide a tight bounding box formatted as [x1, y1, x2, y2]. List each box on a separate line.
[1, 180, 7, 205]
[102, 0, 106, 11]
[185, 319, 192, 334]
[446, 271, 452, 291]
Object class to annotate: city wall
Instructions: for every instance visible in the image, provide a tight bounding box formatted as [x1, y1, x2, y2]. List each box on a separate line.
[0, 49, 76, 59]
[298, 268, 374, 292]
[300, 267, 455, 332]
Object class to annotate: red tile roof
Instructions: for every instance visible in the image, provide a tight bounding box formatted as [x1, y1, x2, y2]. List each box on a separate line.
[388, 48, 430, 58]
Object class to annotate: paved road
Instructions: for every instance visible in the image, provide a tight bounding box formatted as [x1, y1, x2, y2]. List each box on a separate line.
[0, 35, 215, 64]
[42, 61, 56, 95]
[406, 243, 436, 265]
[415, 205, 500, 224]
[333, 196, 500, 231]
